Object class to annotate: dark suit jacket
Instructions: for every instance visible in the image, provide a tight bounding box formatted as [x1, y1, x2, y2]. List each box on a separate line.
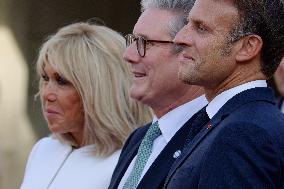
[164, 87, 284, 189]
[108, 108, 206, 189]
[276, 97, 284, 112]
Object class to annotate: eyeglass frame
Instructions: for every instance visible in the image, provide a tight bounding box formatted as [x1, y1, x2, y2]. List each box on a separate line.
[125, 34, 174, 57]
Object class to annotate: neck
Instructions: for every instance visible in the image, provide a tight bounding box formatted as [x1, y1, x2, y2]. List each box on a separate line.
[153, 86, 204, 118]
[205, 71, 266, 102]
[70, 131, 84, 148]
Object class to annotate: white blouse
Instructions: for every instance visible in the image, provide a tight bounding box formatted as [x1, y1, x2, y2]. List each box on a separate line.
[20, 137, 121, 189]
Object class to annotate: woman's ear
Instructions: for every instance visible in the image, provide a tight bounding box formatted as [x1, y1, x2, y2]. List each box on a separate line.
[235, 35, 263, 62]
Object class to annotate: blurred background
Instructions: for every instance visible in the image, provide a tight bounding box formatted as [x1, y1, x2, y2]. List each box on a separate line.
[0, 0, 140, 188]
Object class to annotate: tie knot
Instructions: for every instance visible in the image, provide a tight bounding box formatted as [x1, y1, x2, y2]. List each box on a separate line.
[137, 121, 161, 153]
[144, 121, 161, 141]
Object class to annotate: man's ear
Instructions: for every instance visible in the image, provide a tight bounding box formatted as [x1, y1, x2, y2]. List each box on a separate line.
[235, 35, 263, 62]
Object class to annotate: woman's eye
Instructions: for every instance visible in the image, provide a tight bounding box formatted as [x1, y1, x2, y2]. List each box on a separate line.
[56, 76, 69, 85]
[42, 75, 49, 81]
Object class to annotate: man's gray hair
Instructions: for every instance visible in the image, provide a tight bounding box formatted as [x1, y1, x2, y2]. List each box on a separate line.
[141, 0, 194, 40]
[141, 0, 194, 14]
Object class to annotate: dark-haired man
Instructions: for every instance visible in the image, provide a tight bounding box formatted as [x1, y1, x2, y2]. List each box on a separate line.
[166, 0, 284, 188]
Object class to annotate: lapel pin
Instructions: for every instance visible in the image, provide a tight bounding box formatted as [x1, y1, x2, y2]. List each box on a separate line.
[173, 150, 182, 159]
[206, 124, 212, 129]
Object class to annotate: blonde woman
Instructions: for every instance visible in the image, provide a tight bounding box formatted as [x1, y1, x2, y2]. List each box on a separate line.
[20, 22, 152, 189]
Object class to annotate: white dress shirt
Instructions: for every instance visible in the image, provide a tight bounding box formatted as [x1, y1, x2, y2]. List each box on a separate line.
[118, 95, 208, 189]
[206, 80, 267, 119]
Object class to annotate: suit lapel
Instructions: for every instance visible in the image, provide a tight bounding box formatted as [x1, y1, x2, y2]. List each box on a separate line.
[165, 116, 222, 185]
[136, 114, 198, 189]
[111, 141, 141, 186]
[108, 125, 150, 189]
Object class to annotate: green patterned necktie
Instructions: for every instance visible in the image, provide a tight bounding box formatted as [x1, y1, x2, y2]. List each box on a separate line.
[122, 121, 161, 189]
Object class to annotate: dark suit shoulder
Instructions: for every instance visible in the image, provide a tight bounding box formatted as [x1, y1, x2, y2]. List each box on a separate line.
[199, 120, 284, 189]
[224, 100, 284, 149]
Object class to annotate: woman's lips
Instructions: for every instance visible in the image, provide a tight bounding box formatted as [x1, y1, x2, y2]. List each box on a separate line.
[45, 108, 60, 118]
[132, 71, 146, 78]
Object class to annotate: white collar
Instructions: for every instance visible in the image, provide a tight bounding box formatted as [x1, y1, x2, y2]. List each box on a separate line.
[153, 95, 208, 143]
[206, 80, 267, 119]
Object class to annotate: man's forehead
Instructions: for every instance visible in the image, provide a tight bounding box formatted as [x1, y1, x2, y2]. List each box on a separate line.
[132, 9, 174, 38]
[188, 0, 238, 25]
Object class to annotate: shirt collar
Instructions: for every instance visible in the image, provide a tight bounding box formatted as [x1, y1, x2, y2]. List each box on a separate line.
[206, 80, 267, 119]
[152, 95, 208, 143]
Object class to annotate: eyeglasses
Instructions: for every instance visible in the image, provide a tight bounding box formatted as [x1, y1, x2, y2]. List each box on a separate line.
[125, 34, 174, 57]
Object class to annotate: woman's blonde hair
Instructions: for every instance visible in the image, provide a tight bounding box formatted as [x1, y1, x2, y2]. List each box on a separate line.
[36, 22, 152, 156]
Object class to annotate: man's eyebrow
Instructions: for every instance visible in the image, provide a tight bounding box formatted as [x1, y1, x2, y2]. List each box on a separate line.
[189, 16, 204, 25]
[133, 31, 149, 39]
[139, 34, 149, 39]
[191, 17, 212, 31]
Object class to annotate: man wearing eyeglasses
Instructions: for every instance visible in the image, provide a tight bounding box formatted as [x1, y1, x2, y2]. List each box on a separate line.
[108, 0, 207, 189]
